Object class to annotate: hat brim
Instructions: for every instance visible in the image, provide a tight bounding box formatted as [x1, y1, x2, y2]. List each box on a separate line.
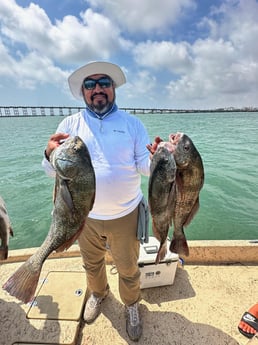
[68, 61, 126, 100]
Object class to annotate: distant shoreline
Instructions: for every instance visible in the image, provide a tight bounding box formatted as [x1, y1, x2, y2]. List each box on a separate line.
[0, 105, 257, 117]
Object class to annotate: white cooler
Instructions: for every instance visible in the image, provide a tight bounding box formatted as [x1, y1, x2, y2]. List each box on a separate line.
[138, 237, 179, 289]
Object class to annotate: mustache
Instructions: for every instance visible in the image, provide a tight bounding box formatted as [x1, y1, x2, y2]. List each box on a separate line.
[91, 92, 108, 101]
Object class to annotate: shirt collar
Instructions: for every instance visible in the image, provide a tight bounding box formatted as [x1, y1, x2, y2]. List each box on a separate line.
[85, 103, 118, 120]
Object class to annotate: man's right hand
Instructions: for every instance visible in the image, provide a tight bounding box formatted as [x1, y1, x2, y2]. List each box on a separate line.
[45, 133, 69, 159]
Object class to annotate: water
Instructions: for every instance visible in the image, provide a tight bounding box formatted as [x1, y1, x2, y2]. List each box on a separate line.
[0, 112, 257, 250]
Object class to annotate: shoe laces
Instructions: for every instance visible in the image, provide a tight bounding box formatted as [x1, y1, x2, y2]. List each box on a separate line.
[127, 303, 140, 326]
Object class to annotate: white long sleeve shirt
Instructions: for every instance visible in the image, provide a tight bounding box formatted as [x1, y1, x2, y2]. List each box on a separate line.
[42, 106, 151, 220]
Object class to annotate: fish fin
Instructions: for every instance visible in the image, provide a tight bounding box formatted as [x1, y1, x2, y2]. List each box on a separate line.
[170, 231, 189, 256]
[60, 179, 75, 213]
[2, 260, 41, 303]
[55, 220, 85, 252]
[155, 242, 167, 265]
[183, 197, 200, 227]
[53, 179, 58, 203]
[0, 247, 8, 260]
[168, 182, 176, 223]
[175, 170, 184, 193]
[89, 193, 95, 211]
[151, 222, 161, 242]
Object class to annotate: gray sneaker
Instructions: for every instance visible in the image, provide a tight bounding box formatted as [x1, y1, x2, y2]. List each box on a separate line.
[125, 302, 142, 342]
[83, 291, 108, 324]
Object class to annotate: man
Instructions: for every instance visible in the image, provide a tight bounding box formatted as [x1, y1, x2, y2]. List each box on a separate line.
[42, 61, 151, 341]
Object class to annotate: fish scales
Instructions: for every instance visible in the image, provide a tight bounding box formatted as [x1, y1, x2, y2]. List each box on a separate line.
[2, 136, 95, 303]
[0, 196, 13, 260]
[169, 133, 204, 256]
[148, 144, 177, 264]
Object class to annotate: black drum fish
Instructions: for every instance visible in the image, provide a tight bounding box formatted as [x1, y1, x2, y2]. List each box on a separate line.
[148, 143, 177, 264]
[169, 132, 204, 256]
[0, 196, 13, 260]
[3, 136, 95, 303]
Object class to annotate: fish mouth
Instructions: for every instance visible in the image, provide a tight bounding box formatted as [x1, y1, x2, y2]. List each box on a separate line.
[169, 132, 183, 145]
[157, 141, 174, 153]
[175, 160, 188, 169]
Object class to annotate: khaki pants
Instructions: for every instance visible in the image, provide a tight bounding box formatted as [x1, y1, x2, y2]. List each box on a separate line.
[78, 206, 141, 306]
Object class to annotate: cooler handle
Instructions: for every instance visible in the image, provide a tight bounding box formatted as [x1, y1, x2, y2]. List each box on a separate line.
[144, 245, 158, 254]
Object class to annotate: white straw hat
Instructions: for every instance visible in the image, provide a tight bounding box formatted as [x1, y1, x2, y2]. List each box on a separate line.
[68, 61, 126, 100]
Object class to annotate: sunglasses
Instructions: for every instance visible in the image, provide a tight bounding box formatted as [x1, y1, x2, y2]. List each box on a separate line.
[83, 77, 113, 90]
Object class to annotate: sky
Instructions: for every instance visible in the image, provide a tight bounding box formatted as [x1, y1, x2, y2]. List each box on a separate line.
[0, 0, 258, 110]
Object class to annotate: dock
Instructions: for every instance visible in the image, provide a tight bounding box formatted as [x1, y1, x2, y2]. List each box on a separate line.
[0, 240, 257, 345]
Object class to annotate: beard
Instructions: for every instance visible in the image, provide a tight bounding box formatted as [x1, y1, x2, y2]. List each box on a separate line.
[87, 93, 114, 115]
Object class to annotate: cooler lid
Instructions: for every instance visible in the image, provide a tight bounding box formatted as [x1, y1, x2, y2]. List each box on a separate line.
[138, 236, 179, 264]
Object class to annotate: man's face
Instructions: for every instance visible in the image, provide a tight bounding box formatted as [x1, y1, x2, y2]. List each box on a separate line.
[82, 74, 115, 114]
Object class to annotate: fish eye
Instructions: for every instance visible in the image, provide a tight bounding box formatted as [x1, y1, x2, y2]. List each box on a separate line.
[184, 144, 190, 151]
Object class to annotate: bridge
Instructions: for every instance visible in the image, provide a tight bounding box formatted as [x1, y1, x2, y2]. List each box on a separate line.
[0, 106, 84, 117]
[0, 105, 194, 117]
[0, 106, 256, 117]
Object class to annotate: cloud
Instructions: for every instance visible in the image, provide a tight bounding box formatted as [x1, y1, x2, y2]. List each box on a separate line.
[0, 45, 69, 97]
[0, 40, 16, 76]
[0, 1, 130, 64]
[0, 0, 257, 108]
[15, 52, 69, 88]
[130, 0, 258, 108]
[0, 0, 131, 97]
[123, 69, 157, 104]
[87, 0, 196, 34]
[133, 40, 193, 74]
[200, 0, 258, 59]
[0, 1, 53, 51]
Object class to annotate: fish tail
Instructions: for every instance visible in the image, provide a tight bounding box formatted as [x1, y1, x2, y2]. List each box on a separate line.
[155, 242, 167, 265]
[170, 232, 189, 256]
[2, 260, 41, 303]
